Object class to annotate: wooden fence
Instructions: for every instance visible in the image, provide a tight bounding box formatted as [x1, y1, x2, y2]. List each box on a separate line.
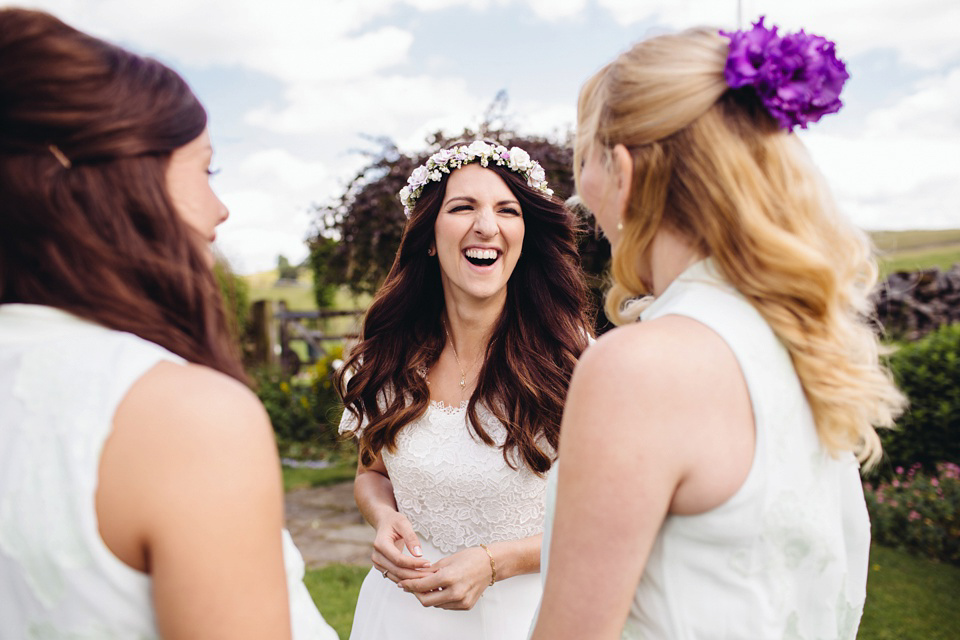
[246, 299, 364, 374]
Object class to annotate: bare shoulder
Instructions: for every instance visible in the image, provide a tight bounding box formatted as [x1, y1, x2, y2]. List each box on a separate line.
[99, 361, 282, 573]
[107, 360, 279, 509]
[119, 360, 272, 448]
[576, 314, 730, 392]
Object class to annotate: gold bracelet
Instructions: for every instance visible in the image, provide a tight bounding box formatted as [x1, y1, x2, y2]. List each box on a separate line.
[479, 543, 496, 586]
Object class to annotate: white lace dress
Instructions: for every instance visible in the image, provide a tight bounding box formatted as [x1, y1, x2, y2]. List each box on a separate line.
[340, 400, 547, 639]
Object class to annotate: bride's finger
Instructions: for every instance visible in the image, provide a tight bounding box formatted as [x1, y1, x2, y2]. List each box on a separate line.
[371, 551, 434, 580]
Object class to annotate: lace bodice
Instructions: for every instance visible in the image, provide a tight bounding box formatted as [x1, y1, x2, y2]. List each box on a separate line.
[340, 401, 548, 554]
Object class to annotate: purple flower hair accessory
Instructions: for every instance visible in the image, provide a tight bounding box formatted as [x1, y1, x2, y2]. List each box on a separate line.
[721, 16, 849, 131]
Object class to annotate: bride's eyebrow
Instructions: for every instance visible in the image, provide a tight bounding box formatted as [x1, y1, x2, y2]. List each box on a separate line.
[445, 197, 477, 205]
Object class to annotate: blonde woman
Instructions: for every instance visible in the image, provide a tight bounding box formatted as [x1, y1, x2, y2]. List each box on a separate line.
[531, 19, 905, 640]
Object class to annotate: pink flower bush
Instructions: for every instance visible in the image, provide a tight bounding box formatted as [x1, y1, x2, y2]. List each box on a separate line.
[863, 462, 960, 565]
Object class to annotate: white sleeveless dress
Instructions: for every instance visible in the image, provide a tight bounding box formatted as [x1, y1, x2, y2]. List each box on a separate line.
[340, 399, 547, 639]
[0, 304, 337, 640]
[537, 259, 871, 639]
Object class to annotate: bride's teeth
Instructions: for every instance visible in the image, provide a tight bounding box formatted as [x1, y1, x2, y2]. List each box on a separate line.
[466, 249, 498, 260]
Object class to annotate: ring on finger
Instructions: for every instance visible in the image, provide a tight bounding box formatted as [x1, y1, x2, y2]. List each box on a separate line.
[381, 569, 389, 579]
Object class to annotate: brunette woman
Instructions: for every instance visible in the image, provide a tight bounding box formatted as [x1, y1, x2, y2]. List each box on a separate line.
[337, 141, 592, 639]
[0, 9, 336, 639]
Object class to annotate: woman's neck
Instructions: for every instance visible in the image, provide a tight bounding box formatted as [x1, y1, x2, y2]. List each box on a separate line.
[646, 226, 705, 297]
[442, 297, 503, 366]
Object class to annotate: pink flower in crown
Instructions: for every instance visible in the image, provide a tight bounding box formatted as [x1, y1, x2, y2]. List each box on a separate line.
[528, 164, 546, 184]
[408, 165, 430, 188]
[432, 148, 456, 166]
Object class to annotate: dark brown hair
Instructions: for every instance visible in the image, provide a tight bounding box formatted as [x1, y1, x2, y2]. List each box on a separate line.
[337, 161, 592, 474]
[0, 8, 245, 382]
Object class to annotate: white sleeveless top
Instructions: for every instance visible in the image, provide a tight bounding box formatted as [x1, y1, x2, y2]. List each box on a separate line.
[340, 399, 548, 555]
[539, 259, 871, 639]
[0, 304, 336, 640]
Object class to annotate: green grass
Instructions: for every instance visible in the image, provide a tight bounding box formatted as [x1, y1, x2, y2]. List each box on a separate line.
[878, 245, 960, 277]
[869, 229, 960, 252]
[305, 564, 369, 639]
[282, 459, 357, 492]
[859, 545, 960, 639]
[867, 229, 960, 277]
[244, 268, 370, 313]
[301, 545, 960, 639]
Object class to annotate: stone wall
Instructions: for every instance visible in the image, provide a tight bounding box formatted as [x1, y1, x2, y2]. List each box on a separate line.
[873, 264, 960, 340]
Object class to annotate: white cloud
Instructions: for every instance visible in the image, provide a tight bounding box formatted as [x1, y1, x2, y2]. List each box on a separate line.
[239, 149, 335, 194]
[19, 0, 412, 82]
[864, 67, 960, 137]
[804, 65, 960, 232]
[594, 0, 960, 70]
[524, 0, 588, 21]
[245, 73, 483, 138]
[217, 188, 314, 273]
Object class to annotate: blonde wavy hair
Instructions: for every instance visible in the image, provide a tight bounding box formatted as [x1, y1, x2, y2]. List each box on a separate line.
[575, 27, 905, 468]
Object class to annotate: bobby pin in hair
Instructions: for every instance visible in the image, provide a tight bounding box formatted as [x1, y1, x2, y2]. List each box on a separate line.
[48, 144, 72, 169]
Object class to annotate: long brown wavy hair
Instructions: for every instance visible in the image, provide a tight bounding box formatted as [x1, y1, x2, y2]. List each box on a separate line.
[337, 160, 592, 474]
[0, 8, 245, 382]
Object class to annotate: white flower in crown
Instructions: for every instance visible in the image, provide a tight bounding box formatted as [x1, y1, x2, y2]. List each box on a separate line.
[528, 164, 546, 184]
[467, 140, 493, 159]
[507, 147, 531, 171]
[399, 141, 554, 218]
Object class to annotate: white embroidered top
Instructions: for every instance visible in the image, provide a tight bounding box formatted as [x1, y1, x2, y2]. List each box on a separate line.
[340, 399, 548, 554]
[0, 304, 336, 640]
[539, 259, 871, 639]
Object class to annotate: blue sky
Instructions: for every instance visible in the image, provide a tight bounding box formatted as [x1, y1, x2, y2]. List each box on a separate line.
[15, 0, 960, 273]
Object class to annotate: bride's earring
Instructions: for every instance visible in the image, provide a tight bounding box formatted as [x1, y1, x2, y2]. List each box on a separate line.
[428, 247, 436, 256]
[616, 220, 623, 231]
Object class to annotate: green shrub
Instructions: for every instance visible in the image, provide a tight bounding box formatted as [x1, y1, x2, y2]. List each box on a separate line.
[254, 347, 346, 452]
[214, 261, 250, 338]
[864, 462, 960, 565]
[881, 323, 960, 474]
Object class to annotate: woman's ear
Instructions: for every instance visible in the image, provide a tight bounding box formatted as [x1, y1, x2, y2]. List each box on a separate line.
[611, 144, 633, 220]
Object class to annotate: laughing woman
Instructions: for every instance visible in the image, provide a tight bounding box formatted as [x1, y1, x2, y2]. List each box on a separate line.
[336, 141, 592, 639]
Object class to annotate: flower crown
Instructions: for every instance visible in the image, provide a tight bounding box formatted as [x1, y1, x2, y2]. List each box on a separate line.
[720, 16, 849, 131]
[398, 140, 553, 218]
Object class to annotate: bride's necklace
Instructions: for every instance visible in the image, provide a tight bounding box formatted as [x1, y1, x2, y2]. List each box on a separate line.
[442, 318, 476, 396]
[449, 333, 467, 392]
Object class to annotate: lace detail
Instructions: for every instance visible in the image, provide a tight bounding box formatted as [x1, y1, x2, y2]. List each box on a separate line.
[382, 402, 548, 554]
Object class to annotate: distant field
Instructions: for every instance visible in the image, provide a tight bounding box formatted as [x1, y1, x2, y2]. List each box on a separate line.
[869, 229, 960, 276]
[244, 269, 369, 313]
[242, 229, 960, 313]
[870, 229, 960, 252]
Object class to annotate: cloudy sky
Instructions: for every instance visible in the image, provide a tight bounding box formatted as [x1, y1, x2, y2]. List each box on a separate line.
[14, 0, 960, 274]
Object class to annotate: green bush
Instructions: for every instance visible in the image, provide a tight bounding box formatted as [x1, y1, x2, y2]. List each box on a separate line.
[214, 261, 250, 339]
[864, 462, 960, 565]
[881, 322, 960, 474]
[254, 347, 346, 453]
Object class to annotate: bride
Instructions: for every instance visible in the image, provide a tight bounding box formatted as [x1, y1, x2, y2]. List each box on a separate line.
[336, 141, 591, 639]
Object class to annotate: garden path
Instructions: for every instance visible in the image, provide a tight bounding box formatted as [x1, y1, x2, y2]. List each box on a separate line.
[285, 481, 375, 569]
